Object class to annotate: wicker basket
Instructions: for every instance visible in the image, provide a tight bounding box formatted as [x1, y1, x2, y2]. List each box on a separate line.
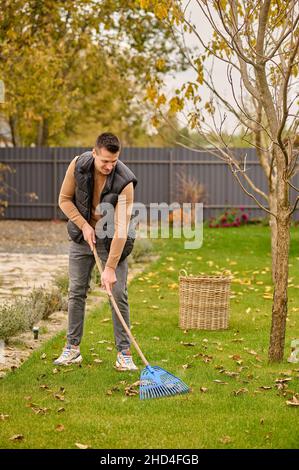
[179, 270, 231, 330]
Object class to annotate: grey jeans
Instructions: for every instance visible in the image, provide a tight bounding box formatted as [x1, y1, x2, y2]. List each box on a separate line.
[66, 238, 131, 352]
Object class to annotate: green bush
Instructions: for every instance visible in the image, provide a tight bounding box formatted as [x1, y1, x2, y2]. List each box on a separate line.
[131, 238, 154, 262]
[28, 287, 67, 321]
[0, 299, 29, 342]
[53, 272, 69, 296]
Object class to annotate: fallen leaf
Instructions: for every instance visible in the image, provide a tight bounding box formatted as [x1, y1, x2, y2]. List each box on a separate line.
[181, 342, 196, 347]
[244, 348, 257, 356]
[54, 394, 65, 401]
[57, 407, 65, 413]
[0, 414, 9, 421]
[40, 353, 47, 360]
[200, 387, 208, 393]
[286, 396, 299, 407]
[219, 435, 232, 444]
[233, 388, 248, 396]
[182, 364, 192, 370]
[56, 424, 65, 432]
[75, 442, 89, 449]
[213, 380, 229, 385]
[93, 359, 103, 364]
[125, 381, 140, 397]
[9, 434, 24, 441]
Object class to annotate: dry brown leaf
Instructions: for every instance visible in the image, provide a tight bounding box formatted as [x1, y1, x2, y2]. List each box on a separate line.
[56, 424, 65, 432]
[219, 435, 232, 444]
[244, 348, 257, 356]
[233, 388, 248, 396]
[0, 414, 9, 421]
[286, 396, 299, 407]
[57, 407, 65, 413]
[75, 442, 89, 449]
[93, 359, 103, 364]
[9, 434, 24, 441]
[54, 393, 65, 401]
[200, 387, 208, 393]
[39, 384, 50, 390]
[123, 381, 140, 397]
[213, 380, 229, 385]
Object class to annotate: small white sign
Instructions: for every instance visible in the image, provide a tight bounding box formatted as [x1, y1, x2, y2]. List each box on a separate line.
[288, 339, 299, 363]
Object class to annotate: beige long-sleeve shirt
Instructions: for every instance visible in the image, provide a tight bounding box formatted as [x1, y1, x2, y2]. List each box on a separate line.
[58, 156, 134, 270]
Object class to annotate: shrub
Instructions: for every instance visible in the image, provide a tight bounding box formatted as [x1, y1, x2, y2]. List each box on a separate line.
[53, 272, 69, 296]
[209, 207, 250, 228]
[0, 287, 67, 343]
[0, 299, 29, 342]
[28, 287, 67, 322]
[131, 238, 154, 262]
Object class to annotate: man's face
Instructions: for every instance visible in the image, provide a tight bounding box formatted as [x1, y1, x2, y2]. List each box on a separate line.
[92, 147, 119, 175]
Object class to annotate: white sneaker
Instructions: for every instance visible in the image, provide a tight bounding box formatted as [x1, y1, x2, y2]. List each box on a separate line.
[115, 351, 138, 371]
[53, 346, 83, 366]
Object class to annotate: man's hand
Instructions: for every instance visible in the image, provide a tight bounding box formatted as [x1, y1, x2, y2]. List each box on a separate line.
[101, 266, 117, 295]
[82, 222, 96, 252]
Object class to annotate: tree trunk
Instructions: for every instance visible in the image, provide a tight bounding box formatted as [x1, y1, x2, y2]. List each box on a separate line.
[268, 189, 278, 283]
[268, 153, 290, 362]
[36, 118, 49, 146]
[268, 211, 290, 361]
[9, 114, 21, 146]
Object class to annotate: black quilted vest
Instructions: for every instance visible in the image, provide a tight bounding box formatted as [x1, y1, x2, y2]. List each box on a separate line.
[67, 151, 138, 262]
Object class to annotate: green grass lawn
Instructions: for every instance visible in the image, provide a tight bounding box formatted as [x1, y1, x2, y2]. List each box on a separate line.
[0, 225, 299, 449]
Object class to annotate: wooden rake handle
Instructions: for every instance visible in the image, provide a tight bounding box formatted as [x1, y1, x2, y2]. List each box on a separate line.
[92, 246, 149, 367]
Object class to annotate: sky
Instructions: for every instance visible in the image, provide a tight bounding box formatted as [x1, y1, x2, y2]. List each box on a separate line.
[164, 0, 241, 133]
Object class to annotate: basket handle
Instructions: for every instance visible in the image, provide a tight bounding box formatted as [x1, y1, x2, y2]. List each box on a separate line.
[179, 269, 188, 277]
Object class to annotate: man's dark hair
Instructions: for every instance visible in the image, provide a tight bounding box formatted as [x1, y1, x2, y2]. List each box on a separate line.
[95, 133, 121, 154]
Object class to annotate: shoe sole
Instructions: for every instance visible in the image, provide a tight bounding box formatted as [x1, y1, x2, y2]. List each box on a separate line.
[114, 363, 138, 372]
[53, 355, 83, 366]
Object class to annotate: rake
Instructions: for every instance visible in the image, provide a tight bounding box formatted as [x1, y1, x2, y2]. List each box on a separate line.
[93, 246, 190, 400]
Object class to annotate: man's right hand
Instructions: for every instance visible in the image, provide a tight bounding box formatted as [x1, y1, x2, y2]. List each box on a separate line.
[82, 222, 96, 252]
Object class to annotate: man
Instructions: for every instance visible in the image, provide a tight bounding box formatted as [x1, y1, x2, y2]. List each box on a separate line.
[54, 132, 138, 371]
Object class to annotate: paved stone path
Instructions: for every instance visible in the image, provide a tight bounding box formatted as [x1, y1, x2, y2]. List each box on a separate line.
[0, 253, 69, 302]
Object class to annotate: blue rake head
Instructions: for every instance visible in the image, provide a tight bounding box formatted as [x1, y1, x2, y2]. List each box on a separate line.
[140, 365, 190, 400]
